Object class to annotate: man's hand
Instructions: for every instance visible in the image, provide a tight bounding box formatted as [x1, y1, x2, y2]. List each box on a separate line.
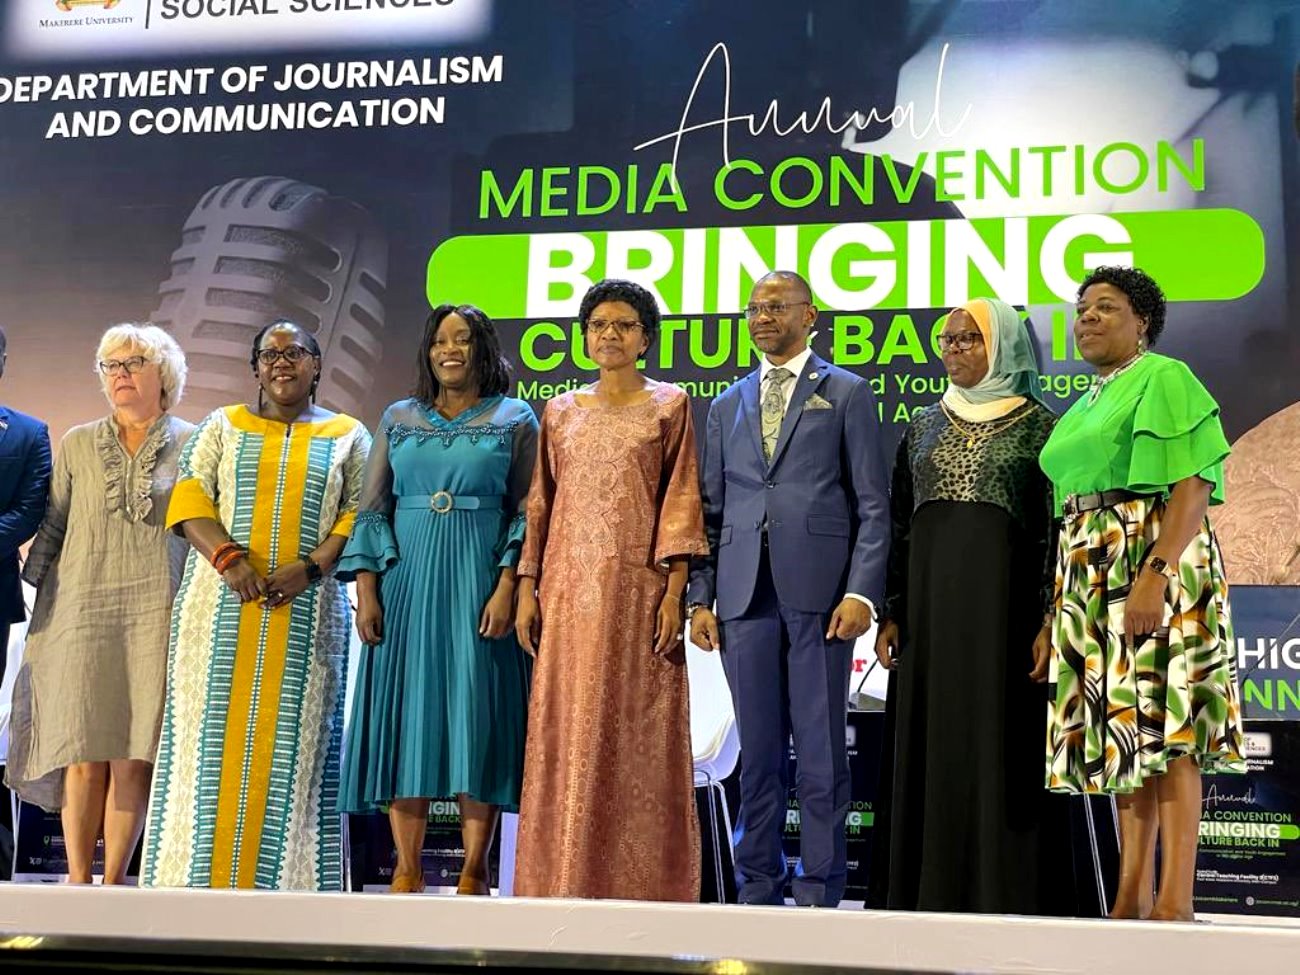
[690, 606, 721, 652]
[826, 597, 873, 642]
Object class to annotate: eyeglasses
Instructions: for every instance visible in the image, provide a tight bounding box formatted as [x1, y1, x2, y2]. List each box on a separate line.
[743, 300, 809, 320]
[98, 356, 150, 376]
[937, 331, 984, 353]
[587, 319, 643, 338]
[255, 345, 315, 366]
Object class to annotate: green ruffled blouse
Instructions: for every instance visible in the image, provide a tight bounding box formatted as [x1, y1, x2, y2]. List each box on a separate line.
[1038, 353, 1230, 517]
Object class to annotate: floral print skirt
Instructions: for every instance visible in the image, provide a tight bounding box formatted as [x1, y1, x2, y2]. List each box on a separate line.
[1046, 496, 1246, 794]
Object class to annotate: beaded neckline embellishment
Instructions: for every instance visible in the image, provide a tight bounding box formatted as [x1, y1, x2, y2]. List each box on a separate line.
[1086, 350, 1147, 405]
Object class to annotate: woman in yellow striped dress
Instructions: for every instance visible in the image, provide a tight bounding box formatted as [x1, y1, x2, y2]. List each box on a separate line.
[140, 320, 370, 890]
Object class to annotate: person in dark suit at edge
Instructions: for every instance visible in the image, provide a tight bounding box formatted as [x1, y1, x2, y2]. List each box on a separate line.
[0, 324, 53, 879]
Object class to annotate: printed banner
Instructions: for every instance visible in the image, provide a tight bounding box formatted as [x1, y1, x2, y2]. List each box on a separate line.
[1233, 587, 1300, 721]
[1195, 721, 1300, 918]
[346, 804, 504, 892]
[0, 2, 1293, 454]
[11, 800, 140, 882]
[782, 709, 882, 903]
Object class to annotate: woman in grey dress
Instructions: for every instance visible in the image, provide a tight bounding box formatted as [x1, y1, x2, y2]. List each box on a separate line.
[5, 323, 193, 884]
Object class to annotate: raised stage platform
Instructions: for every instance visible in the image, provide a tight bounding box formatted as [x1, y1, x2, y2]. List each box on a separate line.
[1, 885, 1298, 974]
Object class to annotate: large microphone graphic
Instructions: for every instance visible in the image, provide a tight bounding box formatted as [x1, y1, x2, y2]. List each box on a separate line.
[152, 176, 388, 419]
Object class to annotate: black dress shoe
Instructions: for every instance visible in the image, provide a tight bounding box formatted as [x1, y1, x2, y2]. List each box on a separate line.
[737, 886, 786, 906]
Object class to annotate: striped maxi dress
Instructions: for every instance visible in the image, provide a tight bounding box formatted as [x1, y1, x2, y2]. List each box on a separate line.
[141, 405, 370, 890]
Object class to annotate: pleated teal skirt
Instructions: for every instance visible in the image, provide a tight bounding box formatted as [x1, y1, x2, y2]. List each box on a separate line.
[339, 502, 531, 812]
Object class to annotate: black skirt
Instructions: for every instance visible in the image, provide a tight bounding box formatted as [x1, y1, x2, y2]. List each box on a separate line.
[878, 500, 1076, 915]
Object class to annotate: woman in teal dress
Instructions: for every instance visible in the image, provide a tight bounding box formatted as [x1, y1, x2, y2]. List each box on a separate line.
[1039, 266, 1245, 922]
[338, 304, 536, 895]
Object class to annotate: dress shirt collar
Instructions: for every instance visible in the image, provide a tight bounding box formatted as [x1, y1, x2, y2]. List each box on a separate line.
[760, 346, 814, 385]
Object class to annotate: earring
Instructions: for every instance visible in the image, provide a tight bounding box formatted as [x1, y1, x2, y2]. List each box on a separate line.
[257, 388, 265, 414]
[310, 375, 320, 403]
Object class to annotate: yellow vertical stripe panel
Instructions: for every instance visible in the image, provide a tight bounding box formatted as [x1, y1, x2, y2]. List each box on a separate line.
[209, 423, 289, 888]
[233, 424, 313, 889]
[208, 598, 269, 887]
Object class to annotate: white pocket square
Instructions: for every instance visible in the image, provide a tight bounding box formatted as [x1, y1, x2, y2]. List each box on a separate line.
[804, 394, 833, 411]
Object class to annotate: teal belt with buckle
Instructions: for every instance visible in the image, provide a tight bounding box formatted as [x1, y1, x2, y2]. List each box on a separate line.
[396, 492, 505, 514]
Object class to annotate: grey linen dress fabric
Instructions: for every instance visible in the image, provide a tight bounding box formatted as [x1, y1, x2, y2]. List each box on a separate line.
[5, 414, 193, 810]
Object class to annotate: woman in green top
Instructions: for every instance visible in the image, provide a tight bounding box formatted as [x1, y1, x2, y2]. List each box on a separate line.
[1039, 266, 1245, 922]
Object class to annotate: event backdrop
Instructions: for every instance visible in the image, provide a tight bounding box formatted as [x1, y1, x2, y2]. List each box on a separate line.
[2, 0, 1298, 908]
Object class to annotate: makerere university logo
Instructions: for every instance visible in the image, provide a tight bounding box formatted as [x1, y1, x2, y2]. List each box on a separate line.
[37, 0, 133, 31]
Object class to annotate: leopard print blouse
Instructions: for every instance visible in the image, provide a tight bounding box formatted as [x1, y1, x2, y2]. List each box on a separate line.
[882, 400, 1057, 623]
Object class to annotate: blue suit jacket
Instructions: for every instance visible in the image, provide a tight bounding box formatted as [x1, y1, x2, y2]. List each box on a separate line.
[0, 406, 51, 625]
[687, 353, 890, 620]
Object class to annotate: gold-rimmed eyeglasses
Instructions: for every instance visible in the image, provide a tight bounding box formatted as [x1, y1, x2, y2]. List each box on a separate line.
[587, 319, 643, 338]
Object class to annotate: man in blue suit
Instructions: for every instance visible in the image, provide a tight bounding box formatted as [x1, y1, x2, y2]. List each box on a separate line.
[0, 325, 52, 685]
[687, 271, 889, 907]
[0, 325, 51, 880]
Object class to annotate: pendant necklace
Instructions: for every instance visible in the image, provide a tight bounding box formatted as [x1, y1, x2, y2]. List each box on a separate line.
[939, 402, 1032, 450]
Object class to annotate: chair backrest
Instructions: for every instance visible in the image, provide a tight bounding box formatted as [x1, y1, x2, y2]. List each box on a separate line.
[0, 582, 35, 760]
[686, 630, 739, 782]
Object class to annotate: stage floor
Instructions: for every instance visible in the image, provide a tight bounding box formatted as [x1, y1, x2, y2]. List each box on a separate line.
[1, 885, 1299, 974]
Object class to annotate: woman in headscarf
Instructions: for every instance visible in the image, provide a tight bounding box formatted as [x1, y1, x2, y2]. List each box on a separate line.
[874, 298, 1068, 914]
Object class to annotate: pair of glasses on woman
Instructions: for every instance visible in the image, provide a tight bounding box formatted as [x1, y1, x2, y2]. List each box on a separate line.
[255, 345, 315, 366]
[936, 331, 984, 353]
[97, 356, 152, 376]
[587, 319, 643, 337]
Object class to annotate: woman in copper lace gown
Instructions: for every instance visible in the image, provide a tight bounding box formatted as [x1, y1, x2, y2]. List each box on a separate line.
[513, 279, 708, 901]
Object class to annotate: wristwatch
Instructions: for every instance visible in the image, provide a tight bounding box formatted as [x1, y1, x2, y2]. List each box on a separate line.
[686, 602, 709, 619]
[302, 555, 323, 583]
[1143, 555, 1178, 581]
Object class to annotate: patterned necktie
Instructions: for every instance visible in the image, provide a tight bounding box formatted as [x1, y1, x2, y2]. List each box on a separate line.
[761, 366, 793, 462]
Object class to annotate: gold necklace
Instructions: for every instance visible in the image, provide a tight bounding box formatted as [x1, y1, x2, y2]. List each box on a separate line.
[939, 401, 1032, 450]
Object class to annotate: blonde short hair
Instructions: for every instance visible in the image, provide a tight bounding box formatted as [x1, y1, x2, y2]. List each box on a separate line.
[95, 323, 188, 411]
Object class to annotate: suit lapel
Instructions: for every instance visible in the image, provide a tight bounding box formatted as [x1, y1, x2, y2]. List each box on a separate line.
[0, 407, 12, 452]
[738, 370, 765, 465]
[768, 354, 828, 472]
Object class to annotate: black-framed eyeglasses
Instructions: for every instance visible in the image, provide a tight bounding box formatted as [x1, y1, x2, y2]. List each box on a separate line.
[937, 331, 984, 353]
[744, 300, 809, 320]
[98, 355, 150, 376]
[255, 345, 315, 366]
[587, 319, 643, 338]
